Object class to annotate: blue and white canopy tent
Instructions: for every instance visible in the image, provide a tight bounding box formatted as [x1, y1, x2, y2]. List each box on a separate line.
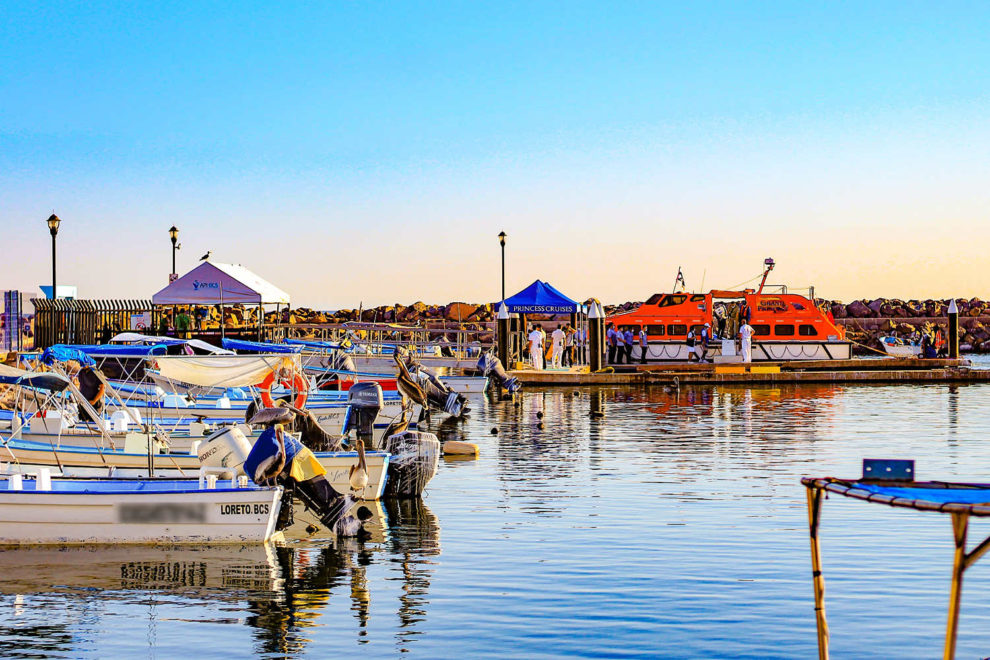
[503, 280, 579, 315]
[803, 460, 990, 660]
[498, 280, 590, 368]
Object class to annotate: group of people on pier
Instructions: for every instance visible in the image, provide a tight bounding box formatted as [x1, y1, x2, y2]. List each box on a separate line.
[525, 323, 583, 370]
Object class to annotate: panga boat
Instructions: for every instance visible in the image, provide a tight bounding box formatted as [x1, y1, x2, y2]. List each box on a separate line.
[879, 335, 921, 357]
[0, 474, 283, 545]
[608, 258, 852, 362]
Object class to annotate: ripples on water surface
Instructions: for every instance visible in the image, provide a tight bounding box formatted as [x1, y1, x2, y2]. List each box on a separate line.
[3, 382, 990, 658]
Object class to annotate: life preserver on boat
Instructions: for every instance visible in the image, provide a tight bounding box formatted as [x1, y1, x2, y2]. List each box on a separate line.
[259, 370, 309, 409]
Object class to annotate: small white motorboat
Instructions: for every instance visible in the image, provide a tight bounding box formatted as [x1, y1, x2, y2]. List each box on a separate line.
[0, 473, 283, 545]
[880, 336, 921, 358]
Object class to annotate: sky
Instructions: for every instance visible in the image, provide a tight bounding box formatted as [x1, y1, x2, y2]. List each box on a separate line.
[2, 1, 990, 308]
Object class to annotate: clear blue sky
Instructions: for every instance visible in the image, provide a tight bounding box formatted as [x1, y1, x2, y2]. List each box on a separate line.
[3, 2, 990, 307]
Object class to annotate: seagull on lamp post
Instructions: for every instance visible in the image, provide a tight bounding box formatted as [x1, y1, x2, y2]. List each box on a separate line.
[199, 250, 212, 262]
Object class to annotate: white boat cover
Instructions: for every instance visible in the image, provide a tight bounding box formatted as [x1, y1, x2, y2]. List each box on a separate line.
[155, 354, 300, 388]
[111, 332, 234, 355]
[152, 262, 290, 305]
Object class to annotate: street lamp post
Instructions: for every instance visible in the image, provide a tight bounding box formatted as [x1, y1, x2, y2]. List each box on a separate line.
[47, 214, 61, 299]
[498, 231, 506, 302]
[168, 226, 180, 279]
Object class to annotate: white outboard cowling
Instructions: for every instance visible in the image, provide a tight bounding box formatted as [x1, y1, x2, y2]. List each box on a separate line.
[383, 430, 440, 498]
[197, 426, 253, 479]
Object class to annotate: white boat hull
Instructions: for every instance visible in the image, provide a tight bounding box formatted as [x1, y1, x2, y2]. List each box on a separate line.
[0, 443, 390, 501]
[630, 340, 853, 362]
[0, 479, 283, 545]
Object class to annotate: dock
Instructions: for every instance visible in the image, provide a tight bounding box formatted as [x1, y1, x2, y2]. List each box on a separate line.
[510, 358, 990, 386]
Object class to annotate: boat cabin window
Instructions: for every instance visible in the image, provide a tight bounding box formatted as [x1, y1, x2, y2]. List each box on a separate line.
[690, 294, 706, 303]
[690, 324, 706, 335]
[798, 324, 818, 336]
[646, 324, 665, 336]
[667, 324, 687, 336]
[751, 324, 771, 337]
[645, 293, 665, 305]
[774, 324, 795, 336]
[657, 295, 687, 308]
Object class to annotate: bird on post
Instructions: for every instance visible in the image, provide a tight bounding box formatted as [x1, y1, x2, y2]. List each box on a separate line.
[199, 250, 212, 261]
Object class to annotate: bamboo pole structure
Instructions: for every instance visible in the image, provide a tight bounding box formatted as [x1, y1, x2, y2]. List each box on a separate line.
[945, 512, 969, 660]
[805, 485, 830, 660]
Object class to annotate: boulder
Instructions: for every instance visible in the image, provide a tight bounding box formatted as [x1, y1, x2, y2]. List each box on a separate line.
[867, 299, 885, 315]
[830, 303, 847, 319]
[847, 300, 872, 318]
[444, 302, 477, 321]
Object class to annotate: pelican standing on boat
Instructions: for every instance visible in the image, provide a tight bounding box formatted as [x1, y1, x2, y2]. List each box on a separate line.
[394, 350, 430, 423]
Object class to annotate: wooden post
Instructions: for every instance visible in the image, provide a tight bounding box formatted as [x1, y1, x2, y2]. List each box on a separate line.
[588, 301, 603, 372]
[947, 299, 959, 360]
[945, 512, 969, 660]
[497, 303, 510, 367]
[806, 485, 830, 660]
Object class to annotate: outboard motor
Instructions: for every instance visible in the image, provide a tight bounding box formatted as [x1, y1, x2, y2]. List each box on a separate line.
[383, 430, 440, 498]
[241, 408, 370, 537]
[347, 381, 384, 448]
[478, 350, 521, 395]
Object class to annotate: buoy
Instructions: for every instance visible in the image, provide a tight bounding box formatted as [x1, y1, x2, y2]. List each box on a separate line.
[572, 391, 580, 397]
[490, 427, 499, 435]
[537, 422, 544, 430]
[443, 440, 479, 456]
[536, 411, 544, 419]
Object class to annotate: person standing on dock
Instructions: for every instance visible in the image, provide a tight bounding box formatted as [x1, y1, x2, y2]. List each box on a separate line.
[564, 325, 576, 367]
[623, 327, 634, 364]
[638, 327, 649, 364]
[739, 321, 754, 363]
[551, 324, 565, 369]
[606, 323, 617, 364]
[614, 326, 626, 364]
[528, 325, 544, 370]
[696, 323, 711, 363]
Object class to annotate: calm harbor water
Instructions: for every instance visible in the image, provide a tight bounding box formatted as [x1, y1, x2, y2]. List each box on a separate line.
[3, 380, 990, 658]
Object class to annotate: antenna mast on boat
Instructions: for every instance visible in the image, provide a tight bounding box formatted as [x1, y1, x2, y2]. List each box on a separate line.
[756, 257, 775, 294]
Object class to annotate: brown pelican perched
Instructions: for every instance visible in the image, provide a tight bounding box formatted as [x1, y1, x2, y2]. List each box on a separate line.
[349, 434, 369, 491]
[246, 407, 294, 485]
[393, 349, 430, 424]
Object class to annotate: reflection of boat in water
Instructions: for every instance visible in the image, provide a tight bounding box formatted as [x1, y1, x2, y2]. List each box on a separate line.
[608, 258, 852, 362]
[0, 543, 284, 594]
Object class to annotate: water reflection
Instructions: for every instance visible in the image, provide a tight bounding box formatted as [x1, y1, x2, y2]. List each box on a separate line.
[0, 499, 442, 658]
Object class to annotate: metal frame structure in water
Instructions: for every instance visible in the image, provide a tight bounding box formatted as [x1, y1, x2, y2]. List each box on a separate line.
[802, 470, 990, 660]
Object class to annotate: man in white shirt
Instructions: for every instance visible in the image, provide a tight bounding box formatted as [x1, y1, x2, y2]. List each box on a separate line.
[739, 322, 754, 363]
[528, 325, 544, 370]
[550, 324, 566, 369]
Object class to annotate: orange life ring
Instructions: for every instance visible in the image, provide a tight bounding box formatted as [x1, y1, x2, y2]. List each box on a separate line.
[259, 370, 309, 409]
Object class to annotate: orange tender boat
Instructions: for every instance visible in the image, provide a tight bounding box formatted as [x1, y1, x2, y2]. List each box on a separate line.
[607, 259, 851, 362]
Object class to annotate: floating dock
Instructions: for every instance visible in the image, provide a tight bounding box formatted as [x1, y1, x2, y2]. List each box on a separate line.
[510, 358, 990, 386]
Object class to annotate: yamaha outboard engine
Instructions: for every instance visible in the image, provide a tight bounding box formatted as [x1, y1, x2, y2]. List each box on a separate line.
[348, 381, 384, 449]
[478, 350, 520, 394]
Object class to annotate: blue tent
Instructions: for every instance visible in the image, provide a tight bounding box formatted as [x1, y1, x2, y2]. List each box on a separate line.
[503, 280, 578, 314]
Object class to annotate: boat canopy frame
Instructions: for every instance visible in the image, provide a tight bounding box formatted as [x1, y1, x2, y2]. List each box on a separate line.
[802, 473, 990, 660]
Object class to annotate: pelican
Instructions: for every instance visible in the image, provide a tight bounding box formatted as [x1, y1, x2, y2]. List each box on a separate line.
[393, 350, 430, 424]
[349, 434, 369, 492]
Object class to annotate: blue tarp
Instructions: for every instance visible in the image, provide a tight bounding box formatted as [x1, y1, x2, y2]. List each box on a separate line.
[221, 338, 302, 354]
[503, 280, 578, 314]
[62, 344, 168, 357]
[285, 339, 345, 350]
[853, 483, 990, 505]
[41, 346, 97, 367]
